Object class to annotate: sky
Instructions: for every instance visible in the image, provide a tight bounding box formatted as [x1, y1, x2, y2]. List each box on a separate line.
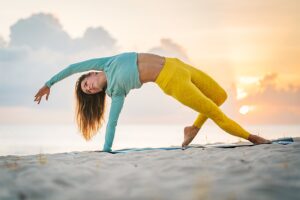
[0, 0, 299, 126]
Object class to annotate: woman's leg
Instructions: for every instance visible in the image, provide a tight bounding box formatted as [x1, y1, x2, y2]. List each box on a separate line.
[155, 58, 264, 145]
[166, 75, 251, 141]
[179, 61, 228, 146]
[182, 62, 228, 129]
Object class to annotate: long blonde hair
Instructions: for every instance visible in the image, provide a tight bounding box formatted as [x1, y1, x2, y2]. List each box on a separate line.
[75, 73, 107, 140]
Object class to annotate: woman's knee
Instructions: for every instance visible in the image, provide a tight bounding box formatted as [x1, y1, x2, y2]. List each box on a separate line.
[215, 89, 228, 106]
[221, 90, 228, 103]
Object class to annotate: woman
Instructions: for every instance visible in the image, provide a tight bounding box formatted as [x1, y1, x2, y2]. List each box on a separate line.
[34, 52, 271, 152]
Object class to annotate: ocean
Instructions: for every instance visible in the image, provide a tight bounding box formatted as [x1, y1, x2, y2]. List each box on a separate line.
[0, 123, 299, 156]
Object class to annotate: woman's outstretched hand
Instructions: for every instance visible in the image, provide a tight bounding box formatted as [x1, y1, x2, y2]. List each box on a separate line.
[34, 85, 50, 104]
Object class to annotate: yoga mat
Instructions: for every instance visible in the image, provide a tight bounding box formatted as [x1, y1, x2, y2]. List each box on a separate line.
[110, 146, 203, 154]
[109, 137, 294, 154]
[205, 137, 294, 148]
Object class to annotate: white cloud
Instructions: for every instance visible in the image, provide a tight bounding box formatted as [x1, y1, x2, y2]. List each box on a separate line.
[9, 13, 71, 51]
[72, 27, 119, 52]
[8, 13, 119, 53]
[0, 36, 6, 48]
[0, 13, 119, 109]
[147, 38, 190, 62]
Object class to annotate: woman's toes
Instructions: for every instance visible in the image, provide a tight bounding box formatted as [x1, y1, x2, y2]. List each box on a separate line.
[182, 128, 198, 147]
[250, 135, 271, 145]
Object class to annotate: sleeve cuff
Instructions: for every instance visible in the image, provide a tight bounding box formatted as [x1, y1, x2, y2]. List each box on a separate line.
[103, 146, 112, 152]
[45, 81, 52, 88]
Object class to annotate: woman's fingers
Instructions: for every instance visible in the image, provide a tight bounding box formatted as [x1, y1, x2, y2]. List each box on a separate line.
[34, 90, 42, 98]
[35, 94, 40, 99]
[34, 95, 41, 102]
[34, 92, 41, 100]
[34, 91, 43, 103]
[36, 95, 43, 104]
[34, 86, 50, 104]
[38, 96, 42, 104]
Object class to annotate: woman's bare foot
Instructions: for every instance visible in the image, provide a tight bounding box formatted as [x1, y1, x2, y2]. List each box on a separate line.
[248, 134, 272, 145]
[182, 125, 200, 149]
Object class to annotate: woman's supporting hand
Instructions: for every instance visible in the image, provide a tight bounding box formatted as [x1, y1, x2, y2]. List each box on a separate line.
[34, 85, 50, 104]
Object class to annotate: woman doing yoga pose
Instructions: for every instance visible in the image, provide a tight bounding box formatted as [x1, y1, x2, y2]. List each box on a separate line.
[34, 52, 271, 152]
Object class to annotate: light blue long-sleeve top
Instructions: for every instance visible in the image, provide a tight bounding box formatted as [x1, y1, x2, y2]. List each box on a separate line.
[45, 52, 143, 152]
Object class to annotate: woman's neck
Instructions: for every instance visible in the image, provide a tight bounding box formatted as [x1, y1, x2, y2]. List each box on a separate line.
[97, 72, 107, 90]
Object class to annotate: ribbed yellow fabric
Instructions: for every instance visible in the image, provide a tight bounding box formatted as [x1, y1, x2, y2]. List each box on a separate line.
[155, 57, 250, 140]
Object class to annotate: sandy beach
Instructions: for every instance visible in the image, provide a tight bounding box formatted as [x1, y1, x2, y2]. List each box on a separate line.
[1, 138, 300, 200]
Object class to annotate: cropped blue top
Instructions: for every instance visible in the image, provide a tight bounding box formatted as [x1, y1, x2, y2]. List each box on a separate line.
[45, 52, 143, 152]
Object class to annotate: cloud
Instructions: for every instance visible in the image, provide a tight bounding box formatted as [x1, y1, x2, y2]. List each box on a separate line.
[0, 13, 119, 109]
[258, 73, 278, 88]
[9, 13, 71, 51]
[8, 13, 118, 53]
[0, 36, 6, 47]
[0, 46, 29, 61]
[147, 38, 190, 62]
[240, 73, 300, 106]
[72, 27, 118, 52]
[238, 73, 300, 124]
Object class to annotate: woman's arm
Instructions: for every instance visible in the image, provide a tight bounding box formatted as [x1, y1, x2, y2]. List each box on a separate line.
[103, 95, 125, 152]
[45, 56, 113, 88]
[34, 56, 113, 104]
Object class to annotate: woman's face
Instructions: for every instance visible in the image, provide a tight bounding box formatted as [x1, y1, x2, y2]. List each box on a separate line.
[81, 72, 101, 94]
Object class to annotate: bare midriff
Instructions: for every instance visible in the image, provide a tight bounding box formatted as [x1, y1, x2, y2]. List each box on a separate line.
[137, 53, 166, 84]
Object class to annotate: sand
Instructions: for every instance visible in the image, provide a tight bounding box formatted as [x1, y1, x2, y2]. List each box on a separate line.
[1, 138, 300, 200]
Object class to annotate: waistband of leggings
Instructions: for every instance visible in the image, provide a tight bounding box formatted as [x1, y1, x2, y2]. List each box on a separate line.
[154, 57, 178, 88]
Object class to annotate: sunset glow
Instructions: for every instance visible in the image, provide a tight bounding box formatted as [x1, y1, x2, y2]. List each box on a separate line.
[236, 87, 248, 100]
[239, 105, 255, 115]
[238, 76, 260, 85]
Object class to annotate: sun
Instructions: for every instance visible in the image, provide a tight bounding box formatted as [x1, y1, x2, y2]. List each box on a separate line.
[239, 105, 255, 115]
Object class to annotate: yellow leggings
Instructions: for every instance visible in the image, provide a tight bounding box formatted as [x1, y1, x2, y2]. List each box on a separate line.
[155, 57, 250, 140]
